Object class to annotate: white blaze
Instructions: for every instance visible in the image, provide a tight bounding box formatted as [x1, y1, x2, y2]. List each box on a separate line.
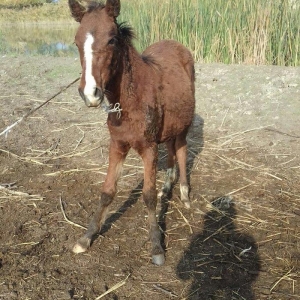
[83, 33, 98, 104]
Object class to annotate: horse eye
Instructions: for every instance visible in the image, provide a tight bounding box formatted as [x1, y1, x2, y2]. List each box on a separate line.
[108, 38, 116, 45]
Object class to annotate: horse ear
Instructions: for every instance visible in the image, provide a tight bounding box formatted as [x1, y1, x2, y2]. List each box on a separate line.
[69, 0, 86, 23]
[106, 0, 121, 18]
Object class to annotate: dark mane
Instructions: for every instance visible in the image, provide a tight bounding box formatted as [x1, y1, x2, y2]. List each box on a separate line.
[116, 23, 135, 75]
[117, 22, 135, 45]
[142, 54, 157, 66]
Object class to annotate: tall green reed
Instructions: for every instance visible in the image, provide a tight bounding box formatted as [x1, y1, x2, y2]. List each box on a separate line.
[119, 0, 299, 66]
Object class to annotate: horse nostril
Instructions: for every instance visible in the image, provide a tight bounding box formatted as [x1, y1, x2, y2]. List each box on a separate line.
[94, 87, 103, 99]
[78, 88, 85, 101]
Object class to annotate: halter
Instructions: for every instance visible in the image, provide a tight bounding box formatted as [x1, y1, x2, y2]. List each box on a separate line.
[101, 101, 122, 119]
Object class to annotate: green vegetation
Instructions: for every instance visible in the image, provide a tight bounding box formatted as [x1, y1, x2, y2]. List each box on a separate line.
[0, 0, 46, 9]
[0, 0, 43, 4]
[0, 1, 71, 22]
[119, 0, 300, 66]
[0, 0, 299, 65]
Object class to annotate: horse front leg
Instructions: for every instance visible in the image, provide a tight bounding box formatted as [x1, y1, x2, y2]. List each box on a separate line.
[141, 144, 165, 265]
[73, 140, 130, 254]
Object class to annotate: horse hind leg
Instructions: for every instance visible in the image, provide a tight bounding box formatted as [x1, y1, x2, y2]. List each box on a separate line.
[73, 141, 130, 254]
[175, 132, 190, 208]
[158, 139, 177, 199]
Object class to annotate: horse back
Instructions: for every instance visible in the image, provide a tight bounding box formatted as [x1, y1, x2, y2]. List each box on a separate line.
[142, 40, 195, 142]
[143, 40, 194, 79]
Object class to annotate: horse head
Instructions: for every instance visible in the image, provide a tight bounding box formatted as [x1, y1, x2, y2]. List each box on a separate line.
[69, 0, 121, 107]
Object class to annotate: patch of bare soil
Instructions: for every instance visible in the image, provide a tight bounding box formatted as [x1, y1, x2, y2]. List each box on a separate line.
[0, 56, 299, 299]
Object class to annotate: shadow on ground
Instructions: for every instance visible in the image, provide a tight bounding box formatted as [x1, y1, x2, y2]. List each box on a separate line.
[158, 114, 204, 250]
[177, 197, 261, 300]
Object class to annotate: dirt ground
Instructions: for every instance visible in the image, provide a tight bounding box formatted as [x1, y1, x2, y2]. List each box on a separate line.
[0, 56, 299, 300]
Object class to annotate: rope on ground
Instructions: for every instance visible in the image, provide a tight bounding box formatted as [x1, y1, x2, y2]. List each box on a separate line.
[0, 77, 80, 138]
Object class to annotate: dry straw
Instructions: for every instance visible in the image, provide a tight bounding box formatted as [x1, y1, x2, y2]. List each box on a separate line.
[94, 274, 131, 300]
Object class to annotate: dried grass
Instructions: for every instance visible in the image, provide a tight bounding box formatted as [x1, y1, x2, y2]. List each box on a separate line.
[1, 99, 299, 298]
[59, 196, 87, 230]
[95, 274, 131, 300]
[0, 185, 43, 203]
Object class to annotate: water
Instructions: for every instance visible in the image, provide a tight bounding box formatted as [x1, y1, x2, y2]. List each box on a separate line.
[0, 23, 78, 56]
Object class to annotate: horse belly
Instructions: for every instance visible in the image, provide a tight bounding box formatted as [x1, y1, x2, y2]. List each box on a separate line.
[159, 102, 194, 142]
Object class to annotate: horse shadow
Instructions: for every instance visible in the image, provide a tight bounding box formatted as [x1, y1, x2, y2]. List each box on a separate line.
[176, 197, 261, 300]
[158, 113, 204, 247]
[97, 181, 143, 236]
[157, 113, 204, 181]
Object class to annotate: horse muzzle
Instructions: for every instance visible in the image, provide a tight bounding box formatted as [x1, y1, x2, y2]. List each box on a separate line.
[78, 87, 104, 107]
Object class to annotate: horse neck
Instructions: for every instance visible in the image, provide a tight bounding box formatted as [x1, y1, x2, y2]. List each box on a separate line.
[106, 44, 144, 105]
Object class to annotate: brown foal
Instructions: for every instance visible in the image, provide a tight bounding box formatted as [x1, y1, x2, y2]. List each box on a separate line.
[69, 0, 195, 265]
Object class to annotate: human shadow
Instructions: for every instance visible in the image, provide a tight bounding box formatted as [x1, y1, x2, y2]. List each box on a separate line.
[177, 197, 261, 300]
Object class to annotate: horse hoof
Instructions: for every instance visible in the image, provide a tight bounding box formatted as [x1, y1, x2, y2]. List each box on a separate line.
[152, 254, 165, 266]
[73, 243, 87, 254]
[180, 184, 190, 208]
[72, 236, 91, 254]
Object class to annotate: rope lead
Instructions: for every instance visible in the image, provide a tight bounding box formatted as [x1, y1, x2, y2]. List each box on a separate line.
[0, 77, 80, 138]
